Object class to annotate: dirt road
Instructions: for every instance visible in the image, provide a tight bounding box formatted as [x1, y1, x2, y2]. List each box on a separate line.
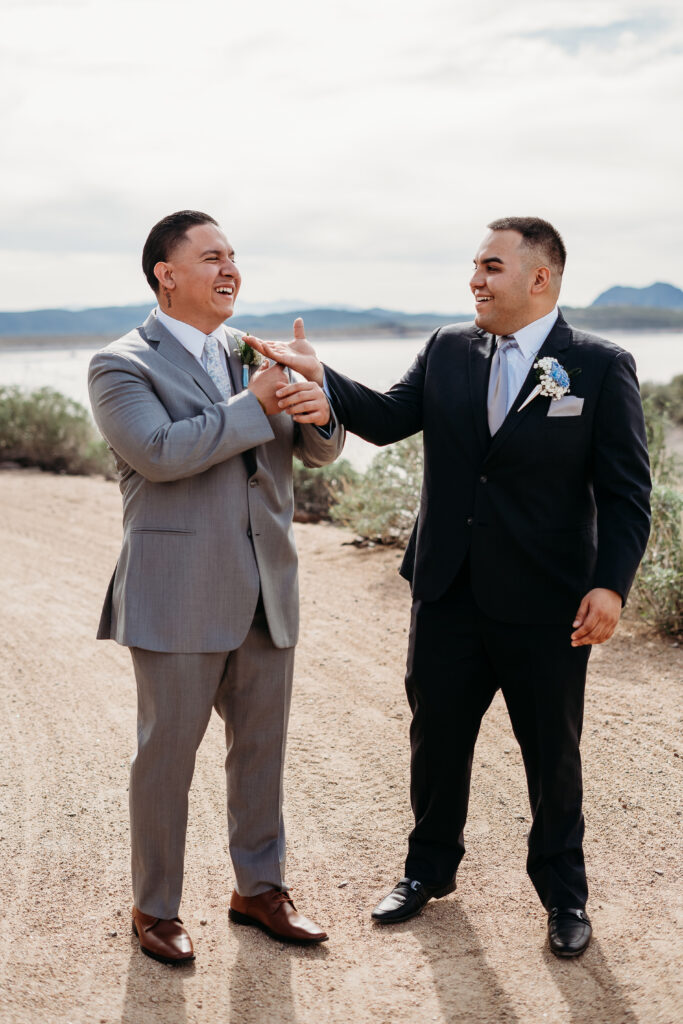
[0, 469, 680, 1024]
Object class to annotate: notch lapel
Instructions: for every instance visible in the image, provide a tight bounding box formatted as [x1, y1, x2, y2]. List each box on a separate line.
[468, 328, 494, 455]
[141, 312, 225, 404]
[487, 311, 573, 456]
[224, 326, 246, 394]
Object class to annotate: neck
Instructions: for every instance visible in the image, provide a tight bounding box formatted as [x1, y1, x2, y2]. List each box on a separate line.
[503, 303, 558, 335]
[159, 304, 225, 335]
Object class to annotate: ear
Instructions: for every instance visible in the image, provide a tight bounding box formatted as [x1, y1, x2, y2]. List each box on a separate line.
[154, 261, 175, 291]
[530, 266, 551, 294]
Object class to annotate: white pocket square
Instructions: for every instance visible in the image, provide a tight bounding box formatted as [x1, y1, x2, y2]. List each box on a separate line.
[547, 395, 584, 417]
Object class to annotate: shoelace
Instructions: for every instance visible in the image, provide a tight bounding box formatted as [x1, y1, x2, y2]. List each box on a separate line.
[273, 891, 295, 908]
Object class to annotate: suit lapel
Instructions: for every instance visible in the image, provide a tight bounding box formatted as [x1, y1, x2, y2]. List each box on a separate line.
[487, 311, 573, 456]
[223, 326, 246, 394]
[468, 328, 494, 455]
[141, 311, 226, 404]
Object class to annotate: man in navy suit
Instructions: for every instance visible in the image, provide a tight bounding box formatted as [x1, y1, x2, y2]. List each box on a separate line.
[248, 217, 651, 957]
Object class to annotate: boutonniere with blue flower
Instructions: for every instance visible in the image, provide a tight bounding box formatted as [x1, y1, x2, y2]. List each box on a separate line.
[233, 332, 263, 387]
[518, 357, 580, 412]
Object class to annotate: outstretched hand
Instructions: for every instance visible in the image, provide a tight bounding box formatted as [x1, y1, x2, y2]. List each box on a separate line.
[243, 317, 324, 385]
[570, 588, 622, 646]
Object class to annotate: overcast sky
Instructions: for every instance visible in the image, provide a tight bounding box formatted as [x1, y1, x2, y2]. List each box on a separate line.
[1, 0, 681, 313]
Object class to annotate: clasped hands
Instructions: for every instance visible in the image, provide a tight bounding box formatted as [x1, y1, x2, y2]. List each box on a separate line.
[246, 317, 329, 425]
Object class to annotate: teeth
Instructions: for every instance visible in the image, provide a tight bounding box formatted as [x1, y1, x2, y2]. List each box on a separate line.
[216, 287, 233, 294]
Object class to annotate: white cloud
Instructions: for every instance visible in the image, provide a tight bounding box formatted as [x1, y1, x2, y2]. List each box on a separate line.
[0, 0, 681, 311]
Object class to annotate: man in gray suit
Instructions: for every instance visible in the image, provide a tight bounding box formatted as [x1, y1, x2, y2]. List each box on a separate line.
[88, 210, 344, 963]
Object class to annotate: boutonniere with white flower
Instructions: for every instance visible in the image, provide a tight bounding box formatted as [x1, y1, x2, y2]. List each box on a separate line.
[518, 357, 580, 412]
[233, 333, 263, 387]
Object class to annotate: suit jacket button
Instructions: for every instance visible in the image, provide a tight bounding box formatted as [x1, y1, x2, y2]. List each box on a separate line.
[466, 516, 474, 526]
[247, 528, 252, 538]
[249, 478, 258, 487]
[479, 474, 488, 484]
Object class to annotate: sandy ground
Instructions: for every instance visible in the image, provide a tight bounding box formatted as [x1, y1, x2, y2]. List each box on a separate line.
[0, 469, 681, 1024]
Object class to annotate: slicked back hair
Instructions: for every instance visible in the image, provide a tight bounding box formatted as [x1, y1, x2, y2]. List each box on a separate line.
[487, 216, 567, 275]
[142, 210, 219, 294]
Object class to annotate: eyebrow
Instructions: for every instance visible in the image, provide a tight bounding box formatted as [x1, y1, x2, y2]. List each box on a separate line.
[473, 255, 504, 265]
[199, 248, 235, 258]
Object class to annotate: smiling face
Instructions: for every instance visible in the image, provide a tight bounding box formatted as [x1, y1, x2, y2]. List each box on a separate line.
[154, 222, 241, 333]
[470, 229, 553, 336]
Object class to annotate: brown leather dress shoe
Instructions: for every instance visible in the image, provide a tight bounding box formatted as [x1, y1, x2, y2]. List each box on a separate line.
[229, 888, 328, 944]
[132, 907, 195, 965]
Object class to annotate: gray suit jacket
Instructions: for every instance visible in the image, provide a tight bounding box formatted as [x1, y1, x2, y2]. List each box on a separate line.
[88, 312, 345, 652]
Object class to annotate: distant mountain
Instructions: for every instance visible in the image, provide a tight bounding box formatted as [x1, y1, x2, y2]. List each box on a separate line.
[2, 298, 683, 342]
[0, 304, 153, 338]
[592, 282, 683, 309]
[0, 304, 471, 339]
[231, 307, 470, 336]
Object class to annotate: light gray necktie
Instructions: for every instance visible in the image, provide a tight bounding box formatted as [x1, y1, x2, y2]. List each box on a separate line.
[487, 335, 517, 435]
[203, 334, 232, 400]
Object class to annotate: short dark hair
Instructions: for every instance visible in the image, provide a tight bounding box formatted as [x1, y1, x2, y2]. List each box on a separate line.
[142, 210, 218, 294]
[487, 216, 566, 274]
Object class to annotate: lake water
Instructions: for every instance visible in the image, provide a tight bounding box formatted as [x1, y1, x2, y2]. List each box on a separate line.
[1, 330, 681, 469]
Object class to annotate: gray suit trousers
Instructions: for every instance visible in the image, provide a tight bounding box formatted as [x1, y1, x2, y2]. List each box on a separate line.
[129, 602, 294, 919]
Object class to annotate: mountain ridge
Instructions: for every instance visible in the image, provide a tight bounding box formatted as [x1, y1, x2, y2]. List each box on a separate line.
[1, 297, 683, 340]
[591, 281, 683, 309]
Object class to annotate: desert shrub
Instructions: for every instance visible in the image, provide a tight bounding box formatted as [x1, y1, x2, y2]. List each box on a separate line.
[330, 433, 423, 544]
[293, 457, 361, 522]
[641, 395, 679, 486]
[634, 483, 683, 637]
[0, 386, 113, 476]
[633, 397, 683, 636]
[640, 375, 683, 426]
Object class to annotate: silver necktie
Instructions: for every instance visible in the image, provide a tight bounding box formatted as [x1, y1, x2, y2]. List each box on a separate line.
[487, 336, 517, 435]
[203, 335, 232, 400]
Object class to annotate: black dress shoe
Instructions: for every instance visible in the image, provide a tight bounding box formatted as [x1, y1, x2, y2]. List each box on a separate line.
[371, 877, 456, 924]
[548, 907, 592, 957]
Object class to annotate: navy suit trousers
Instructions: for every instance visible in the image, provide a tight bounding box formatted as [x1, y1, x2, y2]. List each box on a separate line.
[404, 563, 591, 910]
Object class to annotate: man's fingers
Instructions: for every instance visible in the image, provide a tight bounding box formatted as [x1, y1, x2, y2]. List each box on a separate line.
[277, 383, 319, 406]
[276, 383, 304, 399]
[293, 317, 306, 340]
[244, 335, 279, 361]
[572, 594, 590, 629]
[571, 609, 612, 646]
[571, 610, 598, 641]
[571, 588, 622, 646]
[286, 400, 319, 415]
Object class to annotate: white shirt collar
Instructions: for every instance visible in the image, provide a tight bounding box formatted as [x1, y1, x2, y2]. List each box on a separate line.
[155, 307, 231, 363]
[508, 306, 559, 360]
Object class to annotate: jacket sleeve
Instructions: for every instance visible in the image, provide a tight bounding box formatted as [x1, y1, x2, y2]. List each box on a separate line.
[294, 405, 346, 468]
[88, 349, 275, 483]
[321, 334, 434, 446]
[591, 350, 652, 603]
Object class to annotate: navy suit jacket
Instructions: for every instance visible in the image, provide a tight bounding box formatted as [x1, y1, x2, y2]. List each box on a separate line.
[324, 311, 651, 625]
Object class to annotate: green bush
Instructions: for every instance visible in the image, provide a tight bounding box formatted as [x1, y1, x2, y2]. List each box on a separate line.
[0, 386, 113, 476]
[640, 375, 683, 426]
[633, 397, 683, 636]
[634, 483, 683, 637]
[293, 457, 361, 522]
[330, 433, 423, 544]
[641, 395, 679, 486]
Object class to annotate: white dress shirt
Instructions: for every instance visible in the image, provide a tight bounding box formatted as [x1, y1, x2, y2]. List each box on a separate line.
[500, 306, 559, 414]
[155, 307, 232, 374]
